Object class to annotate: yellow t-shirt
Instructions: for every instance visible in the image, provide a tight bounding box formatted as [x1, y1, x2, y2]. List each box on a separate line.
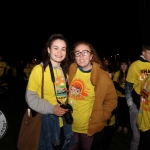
[68, 69, 95, 134]
[113, 70, 125, 97]
[137, 75, 150, 132]
[126, 60, 150, 94]
[0, 61, 6, 77]
[27, 64, 67, 126]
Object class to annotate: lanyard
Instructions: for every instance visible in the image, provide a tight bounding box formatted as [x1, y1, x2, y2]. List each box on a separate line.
[48, 61, 68, 104]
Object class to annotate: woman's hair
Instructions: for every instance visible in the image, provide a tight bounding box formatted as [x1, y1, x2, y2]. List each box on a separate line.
[42, 34, 70, 74]
[117, 59, 128, 85]
[70, 41, 100, 64]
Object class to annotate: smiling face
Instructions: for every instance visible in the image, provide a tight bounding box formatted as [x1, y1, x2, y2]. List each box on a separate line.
[74, 44, 93, 71]
[47, 39, 67, 66]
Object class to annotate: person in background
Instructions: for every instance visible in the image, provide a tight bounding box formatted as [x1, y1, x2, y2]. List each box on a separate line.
[5, 61, 11, 79]
[29, 58, 38, 69]
[101, 64, 117, 150]
[128, 59, 132, 66]
[137, 74, 150, 150]
[68, 41, 118, 150]
[25, 34, 75, 150]
[0, 55, 6, 78]
[23, 61, 32, 89]
[113, 59, 130, 134]
[125, 38, 150, 150]
[114, 60, 120, 72]
[103, 58, 110, 66]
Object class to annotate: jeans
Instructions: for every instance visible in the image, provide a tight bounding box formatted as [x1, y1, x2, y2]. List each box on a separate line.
[39, 114, 76, 150]
[129, 103, 140, 150]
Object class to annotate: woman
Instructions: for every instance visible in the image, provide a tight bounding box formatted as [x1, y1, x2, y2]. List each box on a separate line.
[25, 34, 75, 150]
[68, 41, 118, 150]
[113, 59, 130, 134]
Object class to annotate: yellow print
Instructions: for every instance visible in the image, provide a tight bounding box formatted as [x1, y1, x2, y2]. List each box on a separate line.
[140, 89, 150, 111]
[139, 69, 150, 80]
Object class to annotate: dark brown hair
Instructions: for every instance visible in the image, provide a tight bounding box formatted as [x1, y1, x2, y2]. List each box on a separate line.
[42, 34, 70, 75]
[117, 60, 128, 85]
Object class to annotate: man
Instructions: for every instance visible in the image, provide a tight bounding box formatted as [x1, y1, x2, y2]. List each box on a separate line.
[137, 74, 150, 150]
[125, 39, 150, 150]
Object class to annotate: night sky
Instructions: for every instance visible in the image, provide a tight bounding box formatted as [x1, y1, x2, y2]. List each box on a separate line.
[1, 1, 150, 63]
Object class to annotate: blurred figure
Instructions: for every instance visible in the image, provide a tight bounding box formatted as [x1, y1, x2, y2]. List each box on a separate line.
[103, 58, 110, 66]
[114, 60, 120, 72]
[101, 64, 117, 150]
[113, 59, 130, 134]
[125, 39, 150, 150]
[128, 59, 132, 66]
[23, 61, 32, 89]
[0, 55, 6, 78]
[137, 74, 150, 150]
[29, 58, 39, 69]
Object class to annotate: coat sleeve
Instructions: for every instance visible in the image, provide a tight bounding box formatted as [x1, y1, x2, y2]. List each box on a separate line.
[102, 79, 118, 120]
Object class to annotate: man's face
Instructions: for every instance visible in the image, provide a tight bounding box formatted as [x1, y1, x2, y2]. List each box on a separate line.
[142, 50, 150, 62]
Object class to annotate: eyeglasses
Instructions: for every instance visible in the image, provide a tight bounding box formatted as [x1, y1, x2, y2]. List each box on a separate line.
[74, 50, 91, 57]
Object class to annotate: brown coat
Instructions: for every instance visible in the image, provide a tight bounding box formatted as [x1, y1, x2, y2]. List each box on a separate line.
[68, 62, 118, 136]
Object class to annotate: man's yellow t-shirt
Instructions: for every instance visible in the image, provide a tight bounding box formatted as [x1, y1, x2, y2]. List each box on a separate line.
[126, 60, 150, 94]
[137, 75, 150, 132]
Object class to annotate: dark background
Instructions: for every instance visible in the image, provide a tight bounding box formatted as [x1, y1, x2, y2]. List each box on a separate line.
[1, 0, 150, 62]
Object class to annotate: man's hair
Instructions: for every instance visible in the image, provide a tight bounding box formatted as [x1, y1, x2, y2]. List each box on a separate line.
[142, 38, 150, 51]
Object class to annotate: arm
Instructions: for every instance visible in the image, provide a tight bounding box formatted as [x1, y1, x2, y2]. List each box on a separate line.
[113, 81, 125, 95]
[102, 81, 118, 120]
[25, 90, 55, 114]
[125, 81, 134, 107]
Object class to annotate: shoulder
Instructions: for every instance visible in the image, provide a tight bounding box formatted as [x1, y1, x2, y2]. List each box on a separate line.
[68, 63, 78, 74]
[91, 62, 112, 84]
[69, 63, 77, 69]
[114, 70, 120, 75]
[32, 64, 42, 70]
[30, 64, 43, 75]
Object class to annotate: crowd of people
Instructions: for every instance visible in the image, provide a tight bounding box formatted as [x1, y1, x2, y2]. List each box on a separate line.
[0, 34, 150, 150]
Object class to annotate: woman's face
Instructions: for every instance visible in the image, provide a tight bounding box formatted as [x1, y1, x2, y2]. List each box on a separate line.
[74, 44, 93, 71]
[47, 39, 66, 66]
[120, 63, 128, 72]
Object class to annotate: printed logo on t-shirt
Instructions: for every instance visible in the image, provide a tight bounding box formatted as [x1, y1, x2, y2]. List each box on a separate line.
[55, 76, 67, 104]
[139, 69, 150, 81]
[69, 78, 88, 100]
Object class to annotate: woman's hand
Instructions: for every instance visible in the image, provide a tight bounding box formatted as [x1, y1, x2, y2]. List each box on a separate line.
[53, 104, 68, 116]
